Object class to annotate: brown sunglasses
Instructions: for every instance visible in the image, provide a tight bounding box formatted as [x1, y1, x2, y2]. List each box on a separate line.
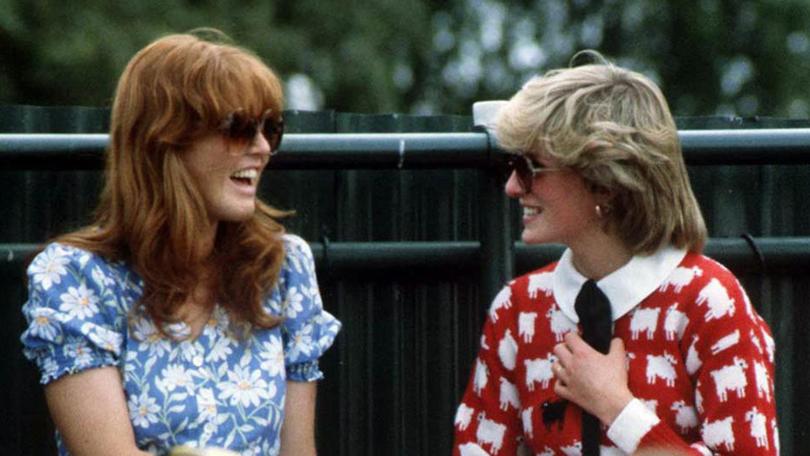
[502, 153, 564, 193]
[218, 109, 284, 153]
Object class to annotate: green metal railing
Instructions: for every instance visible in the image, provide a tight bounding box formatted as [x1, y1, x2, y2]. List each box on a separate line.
[4, 129, 810, 299]
[3, 125, 810, 455]
[6, 128, 810, 169]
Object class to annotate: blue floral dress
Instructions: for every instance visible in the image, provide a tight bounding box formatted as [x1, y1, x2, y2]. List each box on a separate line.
[21, 234, 341, 456]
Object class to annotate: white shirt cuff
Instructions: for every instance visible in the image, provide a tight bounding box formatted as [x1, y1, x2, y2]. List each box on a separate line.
[606, 398, 660, 454]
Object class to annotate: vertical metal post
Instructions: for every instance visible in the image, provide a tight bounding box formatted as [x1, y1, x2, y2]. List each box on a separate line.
[478, 128, 513, 311]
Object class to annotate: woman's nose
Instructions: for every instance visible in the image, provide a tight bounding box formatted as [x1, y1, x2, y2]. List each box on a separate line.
[504, 170, 525, 198]
[250, 130, 271, 156]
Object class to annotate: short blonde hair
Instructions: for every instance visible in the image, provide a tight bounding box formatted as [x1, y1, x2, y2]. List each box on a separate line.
[496, 51, 706, 254]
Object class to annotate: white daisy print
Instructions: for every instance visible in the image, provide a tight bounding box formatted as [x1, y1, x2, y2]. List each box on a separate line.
[258, 335, 284, 377]
[63, 339, 94, 368]
[196, 388, 218, 422]
[208, 336, 234, 363]
[27, 308, 61, 341]
[129, 391, 161, 429]
[162, 364, 194, 392]
[219, 365, 273, 408]
[81, 323, 123, 355]
[29, 247, 71, 291]
[91, 265, 115, 288]
[287, 324, 314, 360]
[131, 316, 170, 357]
[58, 284, 99, 320]
[284, 287, 305, 319]
[42, 357, 59, 379]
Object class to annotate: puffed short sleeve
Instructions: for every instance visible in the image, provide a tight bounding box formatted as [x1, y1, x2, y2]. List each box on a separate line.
[278, 235, 341, 382]
[20, 243, 126, 384]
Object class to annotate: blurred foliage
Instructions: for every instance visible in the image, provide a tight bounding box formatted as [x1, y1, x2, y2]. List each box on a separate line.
[2, 0, 810, 117]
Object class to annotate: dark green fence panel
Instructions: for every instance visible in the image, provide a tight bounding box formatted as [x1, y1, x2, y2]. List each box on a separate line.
[2, 107, 810, 455]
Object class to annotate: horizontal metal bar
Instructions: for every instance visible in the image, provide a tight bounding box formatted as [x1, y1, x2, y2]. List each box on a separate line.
[309, 241, 480, 272]
[0, 133, 494, 170]
[271, 133, 493, 169]
[679, 129, 810, 165]
[3, 237, 809, 275]
[3, 130, 810, 170]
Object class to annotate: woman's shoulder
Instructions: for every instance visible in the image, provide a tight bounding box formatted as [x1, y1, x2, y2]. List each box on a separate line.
[282, 233, 313, 255]
[670, 251, 742, 293]
[27, 242, 134, 292]
[279, 233, 316, 272]
[28, 242, 99, 278]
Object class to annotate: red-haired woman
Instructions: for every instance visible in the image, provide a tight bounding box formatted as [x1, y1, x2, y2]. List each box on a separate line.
[21, 30, 340, 455]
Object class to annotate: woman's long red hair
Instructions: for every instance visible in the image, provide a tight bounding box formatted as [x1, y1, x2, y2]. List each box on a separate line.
[57, 31, 288, 333]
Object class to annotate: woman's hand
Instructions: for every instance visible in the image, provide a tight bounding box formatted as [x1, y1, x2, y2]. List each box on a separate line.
[552, 332, 634, 426]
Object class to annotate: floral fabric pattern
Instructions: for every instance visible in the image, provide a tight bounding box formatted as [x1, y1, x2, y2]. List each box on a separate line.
[21, 235, 341, 456]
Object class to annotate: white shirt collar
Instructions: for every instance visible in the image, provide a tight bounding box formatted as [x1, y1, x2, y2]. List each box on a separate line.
[552, 245, 687, 323]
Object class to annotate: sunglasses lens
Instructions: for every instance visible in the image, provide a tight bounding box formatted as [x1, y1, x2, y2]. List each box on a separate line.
[262, 118, 284, 152]
[224, 113, 258, 142]
[506, 155, 532, 191]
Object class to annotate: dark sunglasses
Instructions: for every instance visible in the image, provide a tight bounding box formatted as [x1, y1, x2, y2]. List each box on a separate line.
[218, 109, 284, 153]
[502, 153, 563, 193]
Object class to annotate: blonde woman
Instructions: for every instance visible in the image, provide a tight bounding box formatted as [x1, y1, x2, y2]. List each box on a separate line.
[454, 53, 778, 455]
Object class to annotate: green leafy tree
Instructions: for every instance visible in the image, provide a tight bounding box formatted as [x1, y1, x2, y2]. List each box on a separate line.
[2, 0, 810, 116]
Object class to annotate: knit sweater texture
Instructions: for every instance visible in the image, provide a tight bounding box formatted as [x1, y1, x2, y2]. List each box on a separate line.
[454, 250, 778, 455]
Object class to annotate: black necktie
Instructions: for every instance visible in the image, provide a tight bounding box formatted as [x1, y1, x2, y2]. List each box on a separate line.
[574, 279, 613, 456]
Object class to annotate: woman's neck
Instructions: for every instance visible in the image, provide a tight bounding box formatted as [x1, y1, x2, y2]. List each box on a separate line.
[569, 233, 633, 281]
[199, 219, 219, 259]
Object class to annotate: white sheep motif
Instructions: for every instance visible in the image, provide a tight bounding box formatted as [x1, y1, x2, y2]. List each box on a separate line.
[659, 265, 703, 293]
[671, 400, 699, 433]
[518, 311, 537, 343]
[527, 271, 554, 298]
[475, 412, 506, 455]
[473, 358, 489, 396]
[686, 336, 702, 375]
[754, 361, 772, 402]
[498, 377, 520, 411]
[546, 307, 577, 342]
[454, 403, 474, 431]
[664, 303, 688, 341]
[710, 356, 748, 402]
[646, 352, 678, 387]
[497, 329, 518, 371]
[525, 354, 557, 391]
[702, 416, 735, 451]
[696, 278, 736, 321]
[489, 287, 512, 322]
[458, 443, 489, 456]
[746, 407, 769, 449]
[750, 329, 763, 354]
[521, 407, 533, 439]
[630, 307, 661, 340]
[710, 329, 740, 355]
[762, 329, 775, 363]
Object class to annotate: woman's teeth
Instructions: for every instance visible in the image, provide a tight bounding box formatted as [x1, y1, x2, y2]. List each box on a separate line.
[523, 207, 540, 217]
[231, 169, 258, 184]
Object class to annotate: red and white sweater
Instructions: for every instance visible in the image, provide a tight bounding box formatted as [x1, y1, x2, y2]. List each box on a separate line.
[454, 246, 779, 455]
